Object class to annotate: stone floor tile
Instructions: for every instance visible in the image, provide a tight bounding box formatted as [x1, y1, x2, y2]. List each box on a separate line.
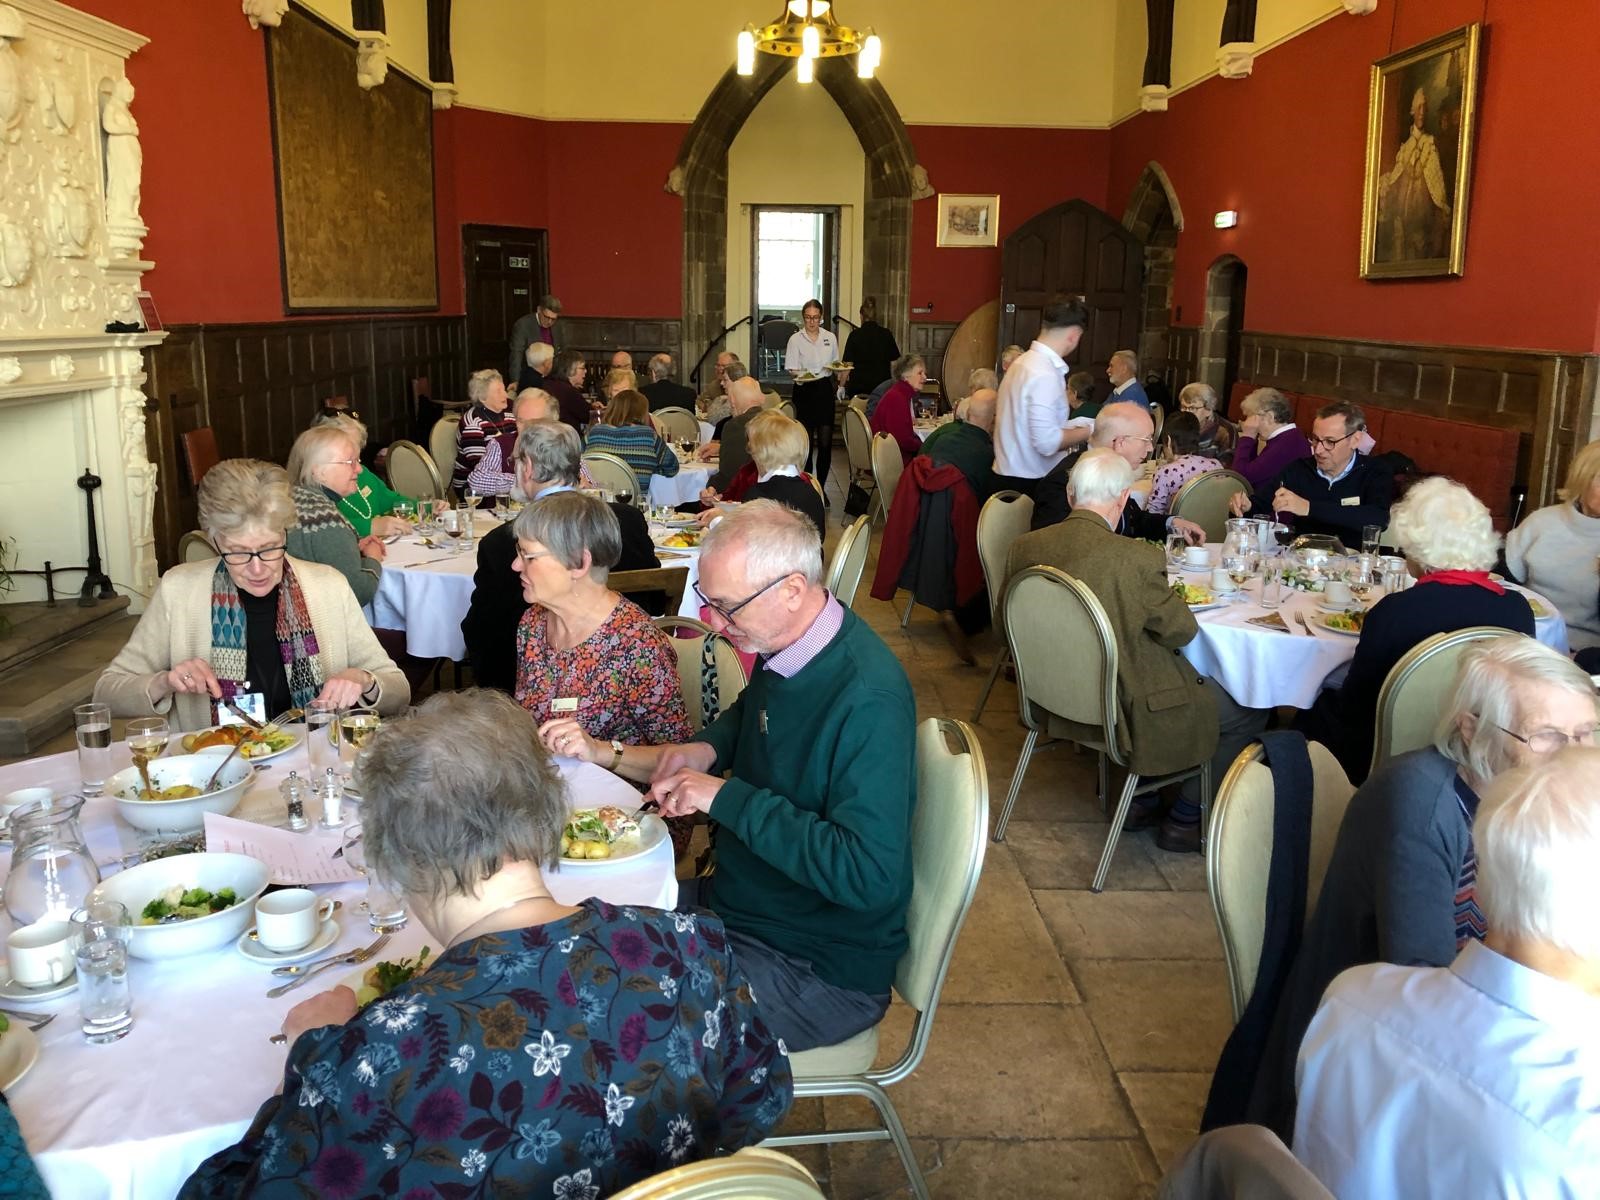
[822, 1003, 1137, 1140]
[941, 845, 1080, 1004]
[1119, 1071, 1211, 1172]
[828, 1136, 1159, 1200]
[1148, 842, 1209, 891]
[1035, 890, 1222, 963]
[1073, 960, 1233, 1073]
[1001, 821, 1171, 892]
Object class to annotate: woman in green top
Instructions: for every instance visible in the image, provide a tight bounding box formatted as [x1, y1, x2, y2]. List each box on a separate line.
[314, 414, 418, 538]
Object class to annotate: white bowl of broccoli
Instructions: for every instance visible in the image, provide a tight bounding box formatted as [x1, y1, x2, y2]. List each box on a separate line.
[90, 852, 270, 959]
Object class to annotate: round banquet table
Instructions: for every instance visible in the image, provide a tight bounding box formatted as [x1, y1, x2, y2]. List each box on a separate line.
[1174, 547, 1569, 710]
[648, 452, 714, 507]
[0, 733, 674, 1200]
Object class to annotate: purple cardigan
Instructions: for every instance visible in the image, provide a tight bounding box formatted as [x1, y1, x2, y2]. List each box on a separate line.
[1232, 426, 1313, 491]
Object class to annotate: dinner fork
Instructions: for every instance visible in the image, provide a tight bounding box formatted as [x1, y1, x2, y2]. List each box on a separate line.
[1295, 611, 1319, 637]
[265, 933, 391, 998]
[0, 1008, 56, 1033]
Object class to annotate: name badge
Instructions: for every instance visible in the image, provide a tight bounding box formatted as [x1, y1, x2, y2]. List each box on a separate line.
[551, 697, 580, 714]
[216, 689, 265, 726]
[759, 709, 768, 735]
[1340, 496, 1361, 507]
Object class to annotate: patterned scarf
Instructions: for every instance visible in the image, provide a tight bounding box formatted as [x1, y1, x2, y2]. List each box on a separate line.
[1452, 775, 1488, 950]
[209, 559, 324, 710]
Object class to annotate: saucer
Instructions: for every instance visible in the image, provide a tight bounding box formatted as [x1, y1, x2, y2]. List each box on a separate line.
[235, 915, 340, 965]
[1177, 560, 1214, 573]
[1316, 599, 1361, 614]
[0, 972, 77, 1002]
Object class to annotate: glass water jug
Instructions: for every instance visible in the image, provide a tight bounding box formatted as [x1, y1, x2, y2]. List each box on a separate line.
[3, 796, 101, 926]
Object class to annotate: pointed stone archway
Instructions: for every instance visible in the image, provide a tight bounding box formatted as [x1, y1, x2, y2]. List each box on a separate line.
[1122, 162, 1184, 388]
[666, 56, 932, 387]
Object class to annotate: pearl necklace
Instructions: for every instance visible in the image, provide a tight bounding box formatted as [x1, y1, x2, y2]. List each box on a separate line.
[341, 487, 373, 521]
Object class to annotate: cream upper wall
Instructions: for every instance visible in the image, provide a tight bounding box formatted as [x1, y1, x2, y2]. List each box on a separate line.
[724, 71, 865, 364]
[296, 0, 432, 84]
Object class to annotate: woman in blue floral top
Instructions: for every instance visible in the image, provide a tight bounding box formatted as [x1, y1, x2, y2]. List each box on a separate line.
[181, 690, 790, 1200]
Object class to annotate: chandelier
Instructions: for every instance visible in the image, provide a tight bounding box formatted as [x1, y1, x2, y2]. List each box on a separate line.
[736, 1, 881, 83]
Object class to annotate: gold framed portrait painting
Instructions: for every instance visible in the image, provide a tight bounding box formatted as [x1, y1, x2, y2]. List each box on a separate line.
[936, 194, 1000, 248]
[1360, 23, 1482, 279]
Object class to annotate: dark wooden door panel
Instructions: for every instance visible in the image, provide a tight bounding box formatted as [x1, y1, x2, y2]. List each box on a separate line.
[1000, 199, 1145, 401]
[463, 225, 549, 375]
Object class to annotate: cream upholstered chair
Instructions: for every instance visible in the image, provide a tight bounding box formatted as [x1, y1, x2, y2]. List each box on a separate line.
[1149, 400, 1165, 442]
[1207, 739, 1355, 1022]
[825, 515, 873, 607]
[609, 1148, 824, 1199]
[652, 614, 749, 732]
[993, 565, 1213, 892]
[652, 406, 699, 444]
[427, 416, 460, 495]
[177, 530, 216, 563]
[870, 432, 913, 622]
[1169, 468, 1253, 541]
[764, 717, 988, 1200]
[385, 439, 444, 503]
[842, 405, 876, 519]
[849, 393, 870, 413]
[762, 389, 782, 410]
[970, 490, 1035, 723]
[580, 450, 642, 501]
[778, 399, 797, 421]
[1369, 625, 1506, 777]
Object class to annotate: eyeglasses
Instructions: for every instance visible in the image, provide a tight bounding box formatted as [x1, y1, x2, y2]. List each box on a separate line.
[1180, 402, 1212, 413]
[1310, 432, 1357, 451]
[218, 545, 287, 566]
[1493, 723, 1599, 754]
[516, 549, 553, 566]
[325, 457, 361, 468]
[1118, 433, 1155, 447]
[693, 574, 791, 625]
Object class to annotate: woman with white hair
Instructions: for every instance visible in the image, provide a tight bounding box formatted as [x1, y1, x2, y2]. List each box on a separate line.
[1178, 381, 1236, 455]
[1298, 475, 1536, 780]
[1240, 634, 1597, 1139]
[284, 424, 384, 607]
[183, 688, 791, 1197]
[698, 411, 824, 540]
[95, 459, 407, 729]
[1505, 438, 1600, 653]
[517, 338, 554, 392]
[450, 368, 517, 494]
[1231, 387, 1311, 492]
[310, 413, 421, 539]
[869, 353, 926, 464]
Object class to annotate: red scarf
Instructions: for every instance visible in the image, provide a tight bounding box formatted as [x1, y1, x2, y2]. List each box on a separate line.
[1414, 569, 1505, 595]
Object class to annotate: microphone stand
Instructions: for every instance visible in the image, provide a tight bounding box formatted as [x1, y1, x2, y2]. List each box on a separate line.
[690, 316, 753, 390]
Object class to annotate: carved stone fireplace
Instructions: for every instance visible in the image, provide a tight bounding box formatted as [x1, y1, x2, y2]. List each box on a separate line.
[0, 0, 164, 613]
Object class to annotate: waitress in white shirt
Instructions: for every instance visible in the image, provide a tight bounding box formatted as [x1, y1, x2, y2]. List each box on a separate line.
[784, 298, 841, 497]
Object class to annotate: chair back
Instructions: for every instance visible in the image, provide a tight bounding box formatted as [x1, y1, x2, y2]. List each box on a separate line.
[762, 389, 782, 410]
[1370, 626, 1505, 775]
[611, 566, 688, 615]
[976, 490, 1034, 620]
[580, 451, 642, 500]
[653, 406, 699, 444]
[825, 515, 872, 607]
[1169, 468, 1253, 541]
[609, 1148, 824, 1199]
[177, 530, 216, 563]
[1003, 565, 1123, 762]
[385, 440, 444, 502]
[1207, 739, 1355, 1021]
[180, 427, 220, 488]
[896, 717, 989, 1020]
[849, 394, 869, 413]
[778, 399, 797, 421]
[653, 614, 749, 731]
[1149, 401, 1165, 442]
[843, 405, 873, 477]
[870, 433, 903, 515]
[428, 417, 460, 491]
[758, 319, 798, 350]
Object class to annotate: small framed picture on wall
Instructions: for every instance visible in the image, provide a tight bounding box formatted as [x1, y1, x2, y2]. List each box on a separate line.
[936, 194, 1000, 248]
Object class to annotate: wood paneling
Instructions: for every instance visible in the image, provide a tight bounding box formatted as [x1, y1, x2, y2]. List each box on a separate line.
[910, 322, 960, 394]
[555, 317, 684, 390]
[143, 316, 467, 570]
[1163, 325, 1199, 396]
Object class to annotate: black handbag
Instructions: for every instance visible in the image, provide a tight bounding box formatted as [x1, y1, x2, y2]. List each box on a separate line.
[844, 482, 873, 516]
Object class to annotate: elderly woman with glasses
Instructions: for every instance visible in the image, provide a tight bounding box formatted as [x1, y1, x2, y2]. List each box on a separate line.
[182, 689, 791, 1198]
[1297, 476, 1536, 782]
[284, 424, 385, 607]
[94, 460, 407, 729]
[1234, 635, 1598, 1139]
[1177, 381, 1236, 455]
[310, 413, 428, 539]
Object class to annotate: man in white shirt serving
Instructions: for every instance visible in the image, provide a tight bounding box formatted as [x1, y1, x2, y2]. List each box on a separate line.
[992, 298, 1098, 528]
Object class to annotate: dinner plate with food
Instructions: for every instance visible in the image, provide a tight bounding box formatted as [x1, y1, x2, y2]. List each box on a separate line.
[654, 529, 703, 550]
[1171, 580, 1225, 612]
[182, 723, 300, 763]
[0, 1016, 39, 1093]
[347, 947, 433, 1008]
[1318, 610, 1366, 636]
[1503, 585, 1552, 619]
[560, 805, 666, 866]
[826, 360, 852, 372]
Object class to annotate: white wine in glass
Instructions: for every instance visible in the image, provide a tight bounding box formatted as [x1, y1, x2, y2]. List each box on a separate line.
[126, 717, 170, 764]
[339, 710, 380, 750]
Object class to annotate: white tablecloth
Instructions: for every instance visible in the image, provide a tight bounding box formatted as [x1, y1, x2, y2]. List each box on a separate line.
[366, 511, 500, 661]
[0, 737, 674, 1200]
[1175, 548, 1569, 709]
[648, 458, 714, 507]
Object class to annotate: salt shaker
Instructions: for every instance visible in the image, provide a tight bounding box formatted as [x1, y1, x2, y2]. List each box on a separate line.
[279, 770, 310, 831]
[317, 767, 345, 830]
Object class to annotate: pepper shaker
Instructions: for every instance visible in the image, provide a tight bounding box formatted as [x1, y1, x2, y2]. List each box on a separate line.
[279, 770, 310, 832]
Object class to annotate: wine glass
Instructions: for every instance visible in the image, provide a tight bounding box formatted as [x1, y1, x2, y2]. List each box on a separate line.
[1346, 554, 1378, 604]
[338, 707, 379, 773]
[1165, 531, 1189, 571]
[392, 499, 416, 527]
[439, 508, 465, 552]
[126, 717, 169, 797]
[1222, 553, 1254, 606]
[341, 823, 407, 931]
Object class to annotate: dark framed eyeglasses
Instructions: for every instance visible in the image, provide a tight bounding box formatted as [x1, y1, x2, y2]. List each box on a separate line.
[218, 545, 287, 567]
[693, 574, 791, 625]
[1310, 431, 1357, 452]
[1493, 723, 1599, 754]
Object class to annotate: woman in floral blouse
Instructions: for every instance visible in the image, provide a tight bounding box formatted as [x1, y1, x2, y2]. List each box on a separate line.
[1145, 411, 1225, 516]
[181, 689, 791, 1200]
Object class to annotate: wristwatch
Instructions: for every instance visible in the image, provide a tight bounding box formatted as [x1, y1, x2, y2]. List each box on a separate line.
[608, 739, 624, 771]
[359, 670, 379, 702]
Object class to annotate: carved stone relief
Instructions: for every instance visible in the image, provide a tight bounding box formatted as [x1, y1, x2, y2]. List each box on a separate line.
[355, 34, 388, 90]
[242, 0, 289, 30]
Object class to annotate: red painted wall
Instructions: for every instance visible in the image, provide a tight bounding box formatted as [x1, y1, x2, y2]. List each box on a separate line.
[907, 126, 1112, 327]
[1107, 0, 1600, 353]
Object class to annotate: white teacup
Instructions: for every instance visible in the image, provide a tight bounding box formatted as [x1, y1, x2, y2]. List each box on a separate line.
[1325, 580, 1354, 606]
[254, 889, 336, 953]
[1183, 545, 1212, 568]
[1210, 567, 1236, 594]
[7, 920, 77, 987]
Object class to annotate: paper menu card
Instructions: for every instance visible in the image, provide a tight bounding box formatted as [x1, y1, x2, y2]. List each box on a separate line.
[203, 813, 363, 885]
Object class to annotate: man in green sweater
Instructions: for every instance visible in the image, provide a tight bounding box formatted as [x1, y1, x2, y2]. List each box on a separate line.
[567, 500, 917, 1050]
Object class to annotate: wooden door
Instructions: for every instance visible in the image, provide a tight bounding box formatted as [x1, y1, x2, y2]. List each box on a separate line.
[1000, 200, 1144, 402]
[463, 225, 549, 375]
